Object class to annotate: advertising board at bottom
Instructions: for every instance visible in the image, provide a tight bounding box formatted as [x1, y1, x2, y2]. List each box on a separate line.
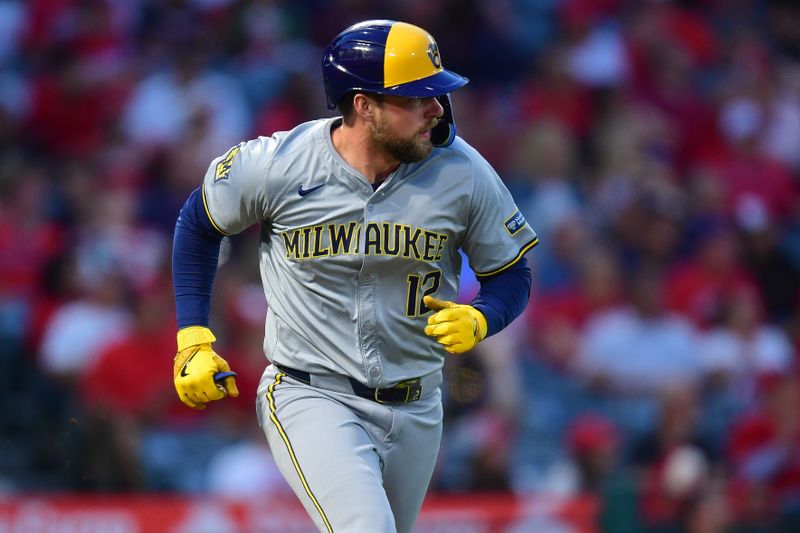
[0, 493, 599, 533]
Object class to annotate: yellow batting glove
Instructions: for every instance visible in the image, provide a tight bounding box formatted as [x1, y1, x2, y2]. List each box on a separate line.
[173, 326, 239, 410]
[423, 295, 488, 354]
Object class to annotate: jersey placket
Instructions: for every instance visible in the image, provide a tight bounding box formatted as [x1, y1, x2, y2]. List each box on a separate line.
[357, 183, 389, 387]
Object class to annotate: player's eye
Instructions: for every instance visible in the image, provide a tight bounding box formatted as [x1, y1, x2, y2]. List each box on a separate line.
[410, 97, 433, 108]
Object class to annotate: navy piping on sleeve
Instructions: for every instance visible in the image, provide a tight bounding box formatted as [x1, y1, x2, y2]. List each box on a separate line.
[474, 237, 538, 277]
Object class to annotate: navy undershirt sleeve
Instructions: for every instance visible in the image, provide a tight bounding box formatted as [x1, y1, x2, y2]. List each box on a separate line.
[172, 187, 224, 328]
[470, 256, 532, 337]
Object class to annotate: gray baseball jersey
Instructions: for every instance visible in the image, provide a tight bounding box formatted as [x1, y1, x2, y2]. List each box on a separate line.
[202, 117, 537, 387]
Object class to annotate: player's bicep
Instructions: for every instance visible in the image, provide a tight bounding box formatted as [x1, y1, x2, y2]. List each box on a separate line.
[202, 137, 275, 235]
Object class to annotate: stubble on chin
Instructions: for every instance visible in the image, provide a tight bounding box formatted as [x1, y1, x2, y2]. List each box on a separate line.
[370, 117, 433, 163]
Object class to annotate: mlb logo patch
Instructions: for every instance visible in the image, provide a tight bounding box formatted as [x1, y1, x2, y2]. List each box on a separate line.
[504, 209, 527, 235]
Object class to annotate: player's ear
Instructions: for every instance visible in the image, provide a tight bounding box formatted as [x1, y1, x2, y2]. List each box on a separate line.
[353, 93, 378, 121]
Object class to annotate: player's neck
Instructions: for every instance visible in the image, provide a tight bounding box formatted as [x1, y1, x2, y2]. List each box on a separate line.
[332, 122, 400, 184]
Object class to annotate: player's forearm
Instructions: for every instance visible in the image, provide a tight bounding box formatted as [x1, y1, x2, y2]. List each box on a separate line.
[471, 256, 531, 337]
[173, 187, 225, 328]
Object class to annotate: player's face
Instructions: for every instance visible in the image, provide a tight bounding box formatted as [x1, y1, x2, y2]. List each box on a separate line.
[369, 95, 444, 163]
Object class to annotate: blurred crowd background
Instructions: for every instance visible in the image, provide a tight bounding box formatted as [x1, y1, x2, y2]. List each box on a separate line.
[2, 0, 800, 531]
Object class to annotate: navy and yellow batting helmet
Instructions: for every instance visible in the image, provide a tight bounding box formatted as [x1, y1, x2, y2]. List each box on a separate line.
[322, 20, 469, 147]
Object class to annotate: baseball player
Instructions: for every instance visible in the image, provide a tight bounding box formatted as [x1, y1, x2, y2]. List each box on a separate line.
[171, 20, 537, 533]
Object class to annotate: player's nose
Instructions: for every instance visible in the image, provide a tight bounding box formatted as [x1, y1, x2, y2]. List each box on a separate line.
[426, 97, 444, 118]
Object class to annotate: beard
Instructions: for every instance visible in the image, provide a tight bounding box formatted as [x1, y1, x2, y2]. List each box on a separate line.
[370, 115, 435, 163]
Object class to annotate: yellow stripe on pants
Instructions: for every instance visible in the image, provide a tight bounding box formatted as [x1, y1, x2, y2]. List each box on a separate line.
[267, 373, 334, 533]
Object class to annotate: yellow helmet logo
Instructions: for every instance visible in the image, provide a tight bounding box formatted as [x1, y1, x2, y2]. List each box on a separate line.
[383, 22, 444, 87]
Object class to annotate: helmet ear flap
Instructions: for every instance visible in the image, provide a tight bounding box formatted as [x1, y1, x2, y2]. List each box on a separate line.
[431, 94, 457, 147]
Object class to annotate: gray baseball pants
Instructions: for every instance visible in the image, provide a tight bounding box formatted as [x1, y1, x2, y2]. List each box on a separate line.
[256, 364, 443, 533]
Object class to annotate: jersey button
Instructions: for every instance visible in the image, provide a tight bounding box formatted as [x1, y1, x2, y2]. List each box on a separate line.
[367, 204, 374, 212]
[363, 274, 372, 282]
[370, 368, 380, 377]
[364, 321, 374, 330]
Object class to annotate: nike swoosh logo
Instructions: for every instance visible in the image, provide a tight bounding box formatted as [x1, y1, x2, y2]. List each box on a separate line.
[180, 348, 200, 377]
[298, 183, 325, 197]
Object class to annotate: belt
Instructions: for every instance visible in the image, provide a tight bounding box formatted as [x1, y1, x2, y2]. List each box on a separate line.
[275, 364, 423, 404]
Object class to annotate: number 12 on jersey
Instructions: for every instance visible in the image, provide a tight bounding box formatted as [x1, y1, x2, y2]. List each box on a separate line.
[406, 270, 442, 317]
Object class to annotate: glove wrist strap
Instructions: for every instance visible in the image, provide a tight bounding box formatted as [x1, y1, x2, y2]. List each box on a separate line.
[467, 307, 488, 341]
[177, 326, 216, 351]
